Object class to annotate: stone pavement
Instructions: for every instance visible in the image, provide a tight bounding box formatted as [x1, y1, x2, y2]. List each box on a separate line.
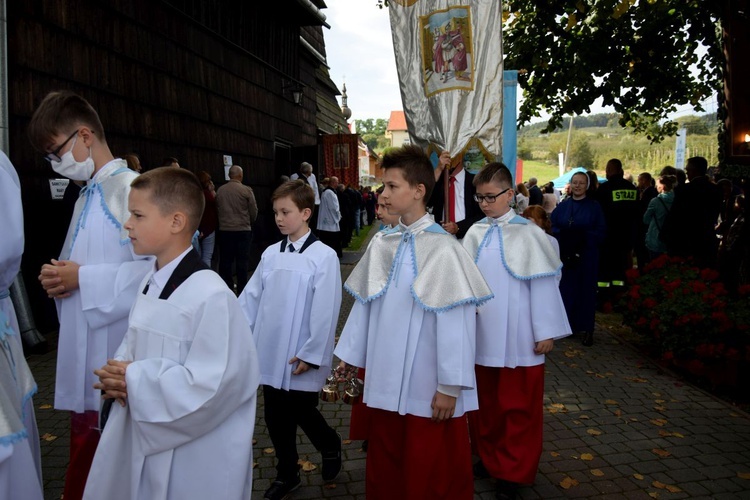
[24, 256, 750, 499]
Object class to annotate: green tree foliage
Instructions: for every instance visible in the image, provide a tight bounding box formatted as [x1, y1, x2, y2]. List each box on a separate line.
[570, 136, 595, 169]
[377, 0, 724, 144]
[355, 118, 388, 136]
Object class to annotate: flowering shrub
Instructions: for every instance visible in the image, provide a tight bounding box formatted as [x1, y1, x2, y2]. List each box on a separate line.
[621, 255, 750, 375]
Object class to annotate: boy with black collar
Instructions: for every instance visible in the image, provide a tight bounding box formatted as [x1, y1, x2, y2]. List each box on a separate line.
[239, 180, 343, 500]
[85, 167, 261, 499]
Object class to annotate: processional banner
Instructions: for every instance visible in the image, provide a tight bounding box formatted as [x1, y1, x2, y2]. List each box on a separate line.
[388, 0, 503, 166]
[322, 133, 360, 187]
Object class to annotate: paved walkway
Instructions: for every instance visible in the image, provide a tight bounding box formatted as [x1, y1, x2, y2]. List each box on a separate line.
[25, 257, 750, 499]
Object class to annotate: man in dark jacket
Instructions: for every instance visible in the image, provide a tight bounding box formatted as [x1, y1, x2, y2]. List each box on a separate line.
[661, 156, 723, 268]
[596, 159, 639, 303]
[527, 177, 543, 206]
[428, 151, 484, 239]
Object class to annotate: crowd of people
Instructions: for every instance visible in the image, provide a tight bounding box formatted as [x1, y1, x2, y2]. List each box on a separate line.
[3, 88, 749, 500]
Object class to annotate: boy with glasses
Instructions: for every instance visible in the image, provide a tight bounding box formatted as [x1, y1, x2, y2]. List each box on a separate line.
[462, 163, 570, 499]
[28, 90, 152, 500]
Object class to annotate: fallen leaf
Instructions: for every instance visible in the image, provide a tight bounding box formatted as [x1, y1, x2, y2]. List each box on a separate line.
[580, 453, 594, 461]
[624, 376, 649, 383]
[587, 429, 602, 436]
[634, 473, 645, 480]
[569, 363, 578, 368]
[579, 414, 590, 420]
[595, 373, 607, 379]
[263, 447, 275, 454]
[648, 492, 659, 498]
[38, 404, 52, 410]
[342, 439, 352, 445]
[586, 370, 595, 374]
[650, 419, 668, 427]
[665, 485, 682, 493]
[573, 420, 581, 425]
[559, 476, 579, 489]
[652, 448, 671, 458]
[630, 417, 639, 422]
[41, 433, 57, 442]
[605, 399, 618, 405]
[658, 430, 685, 439]
[550, 451, 560, 457]
[730, 412, 739, 417]
[652, 481, 667, 489]
[591, 469, 605, 477]
[605, 372, 614, 376]
[324, 483, 337, 489]
[655, 399, 665, 404]
[297, 459, 317, 472]
[738, 472, 750, 479]
[652, 392, 661, 397]
[654, 406, 667, 412]
[614, 409, 622, 417]
[252, 462, 258, 469]
[549, 403, 566, 409]
[252, 438, 257, 445]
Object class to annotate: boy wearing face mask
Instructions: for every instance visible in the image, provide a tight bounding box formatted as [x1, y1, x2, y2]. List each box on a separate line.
[28, 90, 152, 500]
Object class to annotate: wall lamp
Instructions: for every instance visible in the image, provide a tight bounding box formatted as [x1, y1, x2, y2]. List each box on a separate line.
[283, 80, 305, 107]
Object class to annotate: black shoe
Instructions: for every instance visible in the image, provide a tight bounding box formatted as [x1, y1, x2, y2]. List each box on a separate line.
[321, 433, 342, 481]
[582, 331, 594, 347]
[473, 460, 491, 479]
[264, 475, 301, 500]
[361, 439, 368, 453]
[495, 480, 519, 500]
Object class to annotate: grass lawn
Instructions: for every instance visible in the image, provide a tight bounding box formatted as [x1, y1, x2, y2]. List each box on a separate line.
[344, 222, 375, 252]
[516, 160, 565, 185]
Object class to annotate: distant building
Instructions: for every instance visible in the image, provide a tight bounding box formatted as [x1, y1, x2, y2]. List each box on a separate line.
[386, 110, 410, 147]
[358, 139, 381, 187]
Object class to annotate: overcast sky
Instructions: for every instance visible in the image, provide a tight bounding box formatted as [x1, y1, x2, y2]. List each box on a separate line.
[321, 0, 716, 124]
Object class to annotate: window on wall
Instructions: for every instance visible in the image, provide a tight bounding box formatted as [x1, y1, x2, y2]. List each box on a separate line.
[274, 141, 292, 180]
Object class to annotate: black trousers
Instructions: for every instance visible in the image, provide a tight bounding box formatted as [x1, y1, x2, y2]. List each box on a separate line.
[263, 385, 339, 480]
[217, 230, 252, 294]
[318, 230, 342, 258]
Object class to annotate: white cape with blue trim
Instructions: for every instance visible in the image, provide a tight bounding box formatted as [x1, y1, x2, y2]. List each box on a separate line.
[462, 215, 562, 279]
[344, 216, 492, 312]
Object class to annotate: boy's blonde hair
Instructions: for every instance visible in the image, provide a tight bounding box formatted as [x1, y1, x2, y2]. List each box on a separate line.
[272, 180, 315, 213]
[28, 91, 106, 151]
[130, 167, 205, 233]
[380, 145, 435, 201]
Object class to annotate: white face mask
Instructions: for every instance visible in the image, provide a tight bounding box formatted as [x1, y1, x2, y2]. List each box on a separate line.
[50, 135, 95, 181]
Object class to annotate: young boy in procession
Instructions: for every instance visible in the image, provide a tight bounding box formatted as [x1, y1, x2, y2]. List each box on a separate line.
[28, 91, 152, 499]
[335, 145, 493, 499]
[84, 168, 260, 500]
[239, 180, 343, 500]
[462, 163, 571, 499]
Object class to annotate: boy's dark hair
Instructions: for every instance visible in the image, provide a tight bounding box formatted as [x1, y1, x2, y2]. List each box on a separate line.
[130, 167, 205, 233]
[162, 157, 180, 167]
[474, 162, 513, 188]
[28, 91, 106, 151]
[272, 180, 315, 212]
[380, 145, 435, 200]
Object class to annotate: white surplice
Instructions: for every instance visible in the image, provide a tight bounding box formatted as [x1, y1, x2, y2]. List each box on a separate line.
[0, 152, 42, 499]
[238, 237, 341, 392]
[84, 269, 260, 500]
[54, 160, 152, 412]
[335, 215, 480, 418]
[464, 213, 571, 368]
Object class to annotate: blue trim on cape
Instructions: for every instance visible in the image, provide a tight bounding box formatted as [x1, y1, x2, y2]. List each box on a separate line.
[474, 221, 562, 281]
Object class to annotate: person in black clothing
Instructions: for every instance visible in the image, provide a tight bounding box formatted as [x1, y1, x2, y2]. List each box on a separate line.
[428, 151, 483, 239]
[527, 177, 543, 206]
[661, 157, 723, 268]
[595, 159, 639, 305]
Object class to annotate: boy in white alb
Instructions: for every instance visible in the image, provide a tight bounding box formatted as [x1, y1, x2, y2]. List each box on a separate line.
[29, 91, 152, 499]
[0, 151, 43, 499]
[239, 180, 342, 500]
[462, 163, 571, 499]
[84, 168, 260, 500]
[335, 146, 493, 500]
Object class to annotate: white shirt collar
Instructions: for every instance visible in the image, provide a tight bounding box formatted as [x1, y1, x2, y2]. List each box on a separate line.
[147, 246, 193, 297]
[287, 229, 311, 252]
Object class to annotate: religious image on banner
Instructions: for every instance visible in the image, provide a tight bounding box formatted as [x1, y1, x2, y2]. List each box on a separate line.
[427, 137, 493, 174]
[322, 134, 359, 187]
[421, 6, 474, 96]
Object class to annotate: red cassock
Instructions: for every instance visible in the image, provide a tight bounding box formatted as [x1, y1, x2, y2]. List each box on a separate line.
[65, 411, 101, 500]
[366, 408, 473, 500]
[468, 364, 545, 485]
